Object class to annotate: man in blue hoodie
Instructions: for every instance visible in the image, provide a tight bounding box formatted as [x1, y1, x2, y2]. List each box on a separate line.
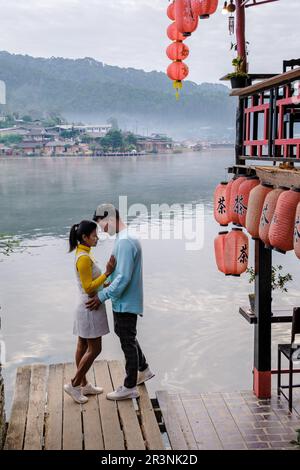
[86, 204, 154, 400]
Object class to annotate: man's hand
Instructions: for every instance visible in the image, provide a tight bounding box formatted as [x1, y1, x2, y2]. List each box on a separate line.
[86, 295, 101, 311]
[105, 255, 116, 277]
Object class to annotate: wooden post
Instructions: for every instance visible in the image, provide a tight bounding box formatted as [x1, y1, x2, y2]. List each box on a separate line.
[253, 239, 272, 398]
[236, 0, 247, 73]
[236, 97, 245, 165]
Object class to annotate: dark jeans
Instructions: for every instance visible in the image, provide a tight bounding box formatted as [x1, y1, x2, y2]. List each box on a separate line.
[113, 312, 148, 389]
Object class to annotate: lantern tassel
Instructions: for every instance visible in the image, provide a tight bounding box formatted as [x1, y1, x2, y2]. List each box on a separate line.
[173, 80, 183, 100]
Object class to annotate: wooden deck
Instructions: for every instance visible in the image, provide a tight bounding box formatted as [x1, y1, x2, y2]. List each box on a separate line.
[156, 391, 300, 450]
[4, 360, 164, 450]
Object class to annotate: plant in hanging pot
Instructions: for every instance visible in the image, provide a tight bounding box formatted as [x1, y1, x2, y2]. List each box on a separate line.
[246, 265, 293, 313]
[226, 56, 249, 89]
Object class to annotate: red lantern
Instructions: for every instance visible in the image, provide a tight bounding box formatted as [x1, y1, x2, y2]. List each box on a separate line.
[214, 181, 231, 226]
[167, 61, 189, 81]
[197, 0, 218, 18]
[214, 231, 228, 274]
[167, 1, 176, 20]
[237, 177, 260, 227]
[259, 187, 287, 248]
[246, 183, 273, 239]
[167, 22, 187, 42]
[175, 0, 199, 36]
[269, 188, 300, 254]
[294, 202, 300, 259]
[166, 42, 190, 61]
[191, 0, 202, 16]
[229, 176, 247, 225]
[224, 228, 249, 277]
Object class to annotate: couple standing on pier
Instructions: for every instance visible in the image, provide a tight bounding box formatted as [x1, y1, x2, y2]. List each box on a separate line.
[64, 204, 154, 405]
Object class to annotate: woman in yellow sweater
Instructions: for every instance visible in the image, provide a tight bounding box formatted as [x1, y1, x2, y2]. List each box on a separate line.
[64, 220, 116, 404]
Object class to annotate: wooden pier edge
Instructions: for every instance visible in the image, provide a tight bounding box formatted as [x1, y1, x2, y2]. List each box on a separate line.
[4, 361, 164, 451]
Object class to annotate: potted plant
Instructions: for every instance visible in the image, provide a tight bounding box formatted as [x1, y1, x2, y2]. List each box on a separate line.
[227, 56, 249, 89]
[246, 265, 293, 313]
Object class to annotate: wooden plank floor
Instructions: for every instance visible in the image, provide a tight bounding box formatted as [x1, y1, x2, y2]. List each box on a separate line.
[4, 360, 164, 451]
[157, 390, 300, 450]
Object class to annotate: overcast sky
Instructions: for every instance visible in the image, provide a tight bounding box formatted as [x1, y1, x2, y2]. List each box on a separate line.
[0, 0, 299, 83]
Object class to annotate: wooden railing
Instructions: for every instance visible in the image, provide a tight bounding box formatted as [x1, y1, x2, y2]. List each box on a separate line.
[231, 68, 300, 163]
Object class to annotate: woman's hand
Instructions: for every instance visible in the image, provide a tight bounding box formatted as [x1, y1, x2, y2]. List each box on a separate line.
[105, 255, 116, 277]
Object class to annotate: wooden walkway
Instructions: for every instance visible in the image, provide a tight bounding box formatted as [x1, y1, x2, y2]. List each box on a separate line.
[4, 360, 164, 450]
[156, 390, 300, 450]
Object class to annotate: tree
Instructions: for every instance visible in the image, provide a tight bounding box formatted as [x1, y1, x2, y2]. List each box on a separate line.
[22, 115, 33, 122]
[0, 134, 23, 145]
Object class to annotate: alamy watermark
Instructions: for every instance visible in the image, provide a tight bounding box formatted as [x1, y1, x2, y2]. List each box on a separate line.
[0, 80, 6, 105]
[0, 340, 6, 366]
[105, 196, 205, 251]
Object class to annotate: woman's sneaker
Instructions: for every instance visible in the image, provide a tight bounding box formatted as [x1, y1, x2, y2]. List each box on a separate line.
[81, 383, 103, 395]
[107, 385, 139, 401]
[137, 367, 155, 385]
[64, 383, 89, 404]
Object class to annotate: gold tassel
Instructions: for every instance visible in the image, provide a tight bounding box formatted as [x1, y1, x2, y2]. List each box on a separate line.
[173, 80, 183, 100]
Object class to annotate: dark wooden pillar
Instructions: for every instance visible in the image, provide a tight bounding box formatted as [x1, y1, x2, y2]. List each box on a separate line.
[236, 97, 245, 165]
[253, 239, 272, 398]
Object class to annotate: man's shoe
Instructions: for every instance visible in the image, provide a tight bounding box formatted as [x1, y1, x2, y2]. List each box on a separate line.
[81, 382, 104, 395]
[64, 383, 89, 404]
[107, 385, 140, 401]
[137, 367, 155, 386]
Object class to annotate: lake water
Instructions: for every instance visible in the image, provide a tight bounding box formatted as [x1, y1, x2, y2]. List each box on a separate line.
[1, 152, 300, 413]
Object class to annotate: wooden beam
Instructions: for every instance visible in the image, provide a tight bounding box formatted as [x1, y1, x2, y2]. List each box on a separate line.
[231, 68, 300, 97]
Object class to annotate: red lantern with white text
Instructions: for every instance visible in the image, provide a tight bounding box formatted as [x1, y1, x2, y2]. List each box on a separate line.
[269, 188, 300, 253]
[175, 0, 199, 36]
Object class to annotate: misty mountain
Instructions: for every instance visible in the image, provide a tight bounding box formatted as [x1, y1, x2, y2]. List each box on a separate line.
[0, 51, 236, 139]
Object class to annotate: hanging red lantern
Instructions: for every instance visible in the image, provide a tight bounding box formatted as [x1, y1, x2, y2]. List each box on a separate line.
[259, 187, 287, 248]
[197, 0, 219, 19]
[246, 183, 273, 239]
[167, 1, 176, 20]
[269, 188, 300, 254]
[229, 176, 247, 225]
[214, 231, 229, 274]
[167, 61, 189, 81]
[191, 0, 202, 16]
[175, 0, 199, 36]
[294, 202, 300, 259]
[166, 41, 190, 61]
[214, 181, 231, 226]
[167, 22, 187, 42]
[237, 177, 260, 227]
[167, 61, 189, 99]
[224, 228, 249, 277]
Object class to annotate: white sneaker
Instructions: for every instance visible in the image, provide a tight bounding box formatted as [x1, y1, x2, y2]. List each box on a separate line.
[81, 382, 103, 395]
[64, 383, 89, 404]
[106, 385, 140, 401]
[137, 367, 155, 385]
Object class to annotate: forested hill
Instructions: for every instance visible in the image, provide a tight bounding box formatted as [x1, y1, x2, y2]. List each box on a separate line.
[0, 51, 236, 138]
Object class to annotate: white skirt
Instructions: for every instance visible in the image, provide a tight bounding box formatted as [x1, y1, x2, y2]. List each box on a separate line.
[73, 294, 110, 339]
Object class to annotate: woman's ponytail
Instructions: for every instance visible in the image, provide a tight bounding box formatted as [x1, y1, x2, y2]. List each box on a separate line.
[69, 224, 79, 252]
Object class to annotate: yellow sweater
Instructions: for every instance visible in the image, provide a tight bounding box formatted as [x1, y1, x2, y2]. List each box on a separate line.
[76, 244, 107, 295]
